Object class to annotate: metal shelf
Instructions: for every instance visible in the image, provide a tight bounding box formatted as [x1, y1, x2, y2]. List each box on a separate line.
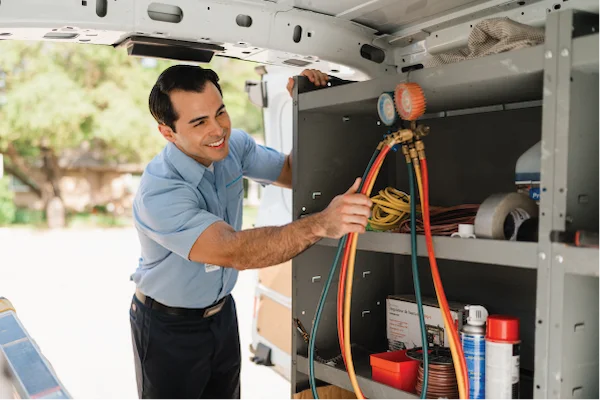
[553, 243, 599, 277]
[300, 40, 544, 115]
[299, 33, 598, 116]
[296, 355, 418, 399]
[318, 232, 539, 269]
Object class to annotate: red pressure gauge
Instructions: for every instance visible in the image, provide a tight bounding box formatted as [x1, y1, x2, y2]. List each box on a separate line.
[394, 83, 426, 121]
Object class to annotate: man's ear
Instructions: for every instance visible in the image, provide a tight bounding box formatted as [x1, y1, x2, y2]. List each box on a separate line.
[158, 124, 176, 143]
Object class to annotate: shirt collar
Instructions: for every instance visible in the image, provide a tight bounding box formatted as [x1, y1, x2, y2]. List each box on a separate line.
[165, 142, 210, 187]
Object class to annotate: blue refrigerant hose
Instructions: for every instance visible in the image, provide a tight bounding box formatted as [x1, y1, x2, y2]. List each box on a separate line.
[308, 149, 380, 399]
[408, 161, 429, 398]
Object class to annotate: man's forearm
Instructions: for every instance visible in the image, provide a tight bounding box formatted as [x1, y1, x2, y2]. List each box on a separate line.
[190, 175, 370, 269]
[226, 213, 321, 270]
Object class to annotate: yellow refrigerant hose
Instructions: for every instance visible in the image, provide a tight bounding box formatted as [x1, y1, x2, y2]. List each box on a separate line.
[343, 152, 386, 399]
[368, 187, 412, 231]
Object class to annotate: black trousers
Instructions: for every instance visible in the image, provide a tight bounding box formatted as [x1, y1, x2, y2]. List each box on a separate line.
[130, 294, 241, 399]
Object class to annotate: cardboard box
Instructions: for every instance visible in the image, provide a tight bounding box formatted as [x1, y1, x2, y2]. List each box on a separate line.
[293, 385, 357, 399]
[386, 295, 468, 351]
[256, 294, 291, 354]
[258, 260, 292, 298]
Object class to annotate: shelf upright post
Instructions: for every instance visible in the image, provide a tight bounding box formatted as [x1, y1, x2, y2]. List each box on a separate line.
[535, 9, 599, 399]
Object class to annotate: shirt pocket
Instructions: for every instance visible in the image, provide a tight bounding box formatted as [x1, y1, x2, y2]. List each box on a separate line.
[225, 174, 244, 229]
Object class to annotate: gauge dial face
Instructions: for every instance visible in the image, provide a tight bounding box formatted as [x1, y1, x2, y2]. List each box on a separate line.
[394, 83, 426, 121]
[377, 92, 397, 126]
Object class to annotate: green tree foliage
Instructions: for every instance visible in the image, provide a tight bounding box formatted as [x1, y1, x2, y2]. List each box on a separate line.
[0, 40, 264, 203]
[0, 177, 16, 225]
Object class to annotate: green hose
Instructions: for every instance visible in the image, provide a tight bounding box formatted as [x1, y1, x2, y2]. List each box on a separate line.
[309, 149, 380, 399]
[408, 162, 429, 398]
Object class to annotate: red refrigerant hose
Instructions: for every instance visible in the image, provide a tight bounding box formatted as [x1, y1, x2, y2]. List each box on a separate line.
[420, 157, 470, 397]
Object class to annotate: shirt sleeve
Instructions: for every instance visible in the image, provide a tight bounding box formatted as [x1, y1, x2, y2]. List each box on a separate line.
[133, 184, 223, 260]
[236, 130, 286, 185]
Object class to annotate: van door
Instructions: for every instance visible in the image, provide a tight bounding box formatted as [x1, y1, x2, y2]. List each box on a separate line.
[246, 65, 294, 380]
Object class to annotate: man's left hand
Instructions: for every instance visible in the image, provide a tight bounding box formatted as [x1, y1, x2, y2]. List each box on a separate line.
[287, 69, 330, 97]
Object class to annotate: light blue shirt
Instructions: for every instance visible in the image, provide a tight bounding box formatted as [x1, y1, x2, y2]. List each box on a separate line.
[131, 129, 286, 308]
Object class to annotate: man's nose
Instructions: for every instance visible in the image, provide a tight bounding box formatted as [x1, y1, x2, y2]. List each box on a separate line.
[207, 117, 222, 133]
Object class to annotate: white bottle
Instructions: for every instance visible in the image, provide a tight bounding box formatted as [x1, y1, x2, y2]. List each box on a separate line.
[486, 315, 521, 399]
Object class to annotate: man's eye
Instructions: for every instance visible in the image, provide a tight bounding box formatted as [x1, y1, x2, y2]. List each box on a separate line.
[195, 121, 205, 127]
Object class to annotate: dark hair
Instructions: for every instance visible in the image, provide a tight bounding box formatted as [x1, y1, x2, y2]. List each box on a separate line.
[149, 65, 223, 132]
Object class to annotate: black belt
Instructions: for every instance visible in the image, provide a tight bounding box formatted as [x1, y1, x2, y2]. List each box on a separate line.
[135, 289, 227, 318]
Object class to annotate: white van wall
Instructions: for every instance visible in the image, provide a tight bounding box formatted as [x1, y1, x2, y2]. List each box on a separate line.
[255, 66, 294, 228]
[251, 65, 295, 381]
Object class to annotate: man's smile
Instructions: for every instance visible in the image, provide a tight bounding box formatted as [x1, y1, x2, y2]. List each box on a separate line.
[206, 137, 225, 149]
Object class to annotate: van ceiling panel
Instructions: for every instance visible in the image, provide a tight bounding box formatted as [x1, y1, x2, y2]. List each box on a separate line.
[286, 0, 491, 33]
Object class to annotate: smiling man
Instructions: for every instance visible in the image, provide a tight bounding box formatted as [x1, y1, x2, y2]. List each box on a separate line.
[129, 65, 372, 399]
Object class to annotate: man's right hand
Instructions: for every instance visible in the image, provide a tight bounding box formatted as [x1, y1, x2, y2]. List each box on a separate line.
[314, 178, 373, 239]
[188, 177, 372, 270]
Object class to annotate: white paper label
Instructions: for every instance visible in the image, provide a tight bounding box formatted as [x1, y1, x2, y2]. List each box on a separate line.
[486, 341, 520, 399]
[205, 264, 221, 273]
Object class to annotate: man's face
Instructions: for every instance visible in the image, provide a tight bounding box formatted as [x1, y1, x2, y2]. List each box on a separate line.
[158, 82, 232, 166]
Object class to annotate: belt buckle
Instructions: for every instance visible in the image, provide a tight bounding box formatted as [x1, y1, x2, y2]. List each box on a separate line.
[203, 298, 225, 318]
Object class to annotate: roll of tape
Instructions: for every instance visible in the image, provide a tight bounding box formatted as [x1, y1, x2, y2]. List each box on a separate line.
[474, 193, 538, 240]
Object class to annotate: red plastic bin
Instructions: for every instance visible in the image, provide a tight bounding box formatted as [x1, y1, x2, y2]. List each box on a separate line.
[370, 350, 420, 393]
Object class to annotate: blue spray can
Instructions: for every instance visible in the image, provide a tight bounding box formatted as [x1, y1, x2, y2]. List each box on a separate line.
[460, 305, 489, 399]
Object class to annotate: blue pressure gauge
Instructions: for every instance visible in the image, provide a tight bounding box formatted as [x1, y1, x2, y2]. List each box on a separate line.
[377, 92, 398, 126]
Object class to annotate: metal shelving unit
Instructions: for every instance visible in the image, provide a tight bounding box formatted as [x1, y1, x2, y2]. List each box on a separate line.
[291, 9, 598, 400]
[318, 233, 539, 269]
